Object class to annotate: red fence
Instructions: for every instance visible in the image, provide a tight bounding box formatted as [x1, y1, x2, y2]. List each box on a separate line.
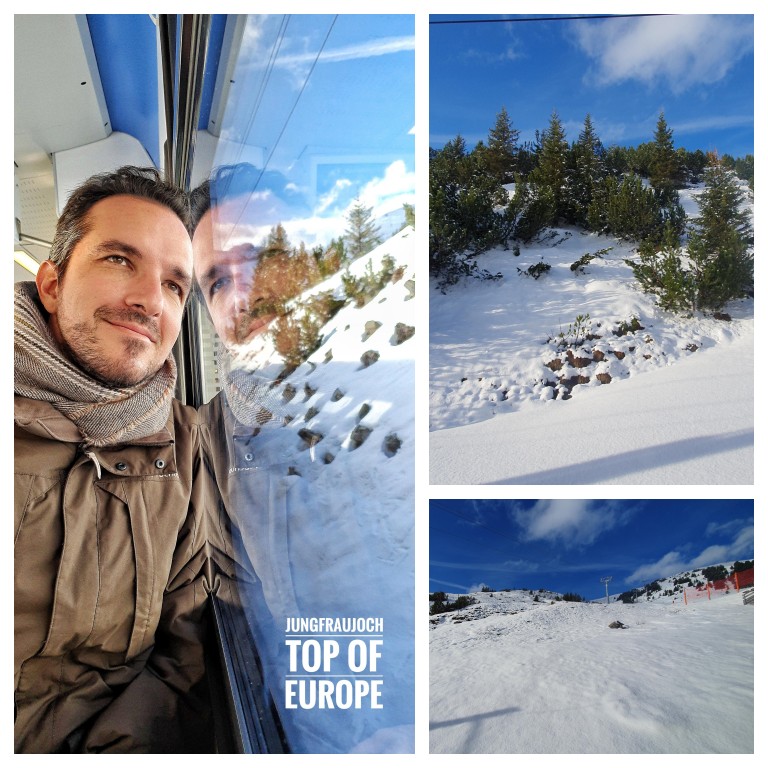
[683, 567, 754, 604]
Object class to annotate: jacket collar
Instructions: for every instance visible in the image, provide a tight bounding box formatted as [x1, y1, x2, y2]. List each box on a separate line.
[14, 396, 175, 446]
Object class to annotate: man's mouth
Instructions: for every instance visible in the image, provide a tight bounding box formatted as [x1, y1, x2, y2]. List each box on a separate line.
[96, 308, 160, 343]
[108, 321, 157, 342]
[234, 313, 276, 343]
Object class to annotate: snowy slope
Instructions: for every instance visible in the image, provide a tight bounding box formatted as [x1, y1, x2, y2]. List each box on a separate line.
[214, 228, 416, 751]
[430, 565, 754, 753]
[429, 186, 753, 484]
[607, 560, 754, 604]
[231, 226, 416, 478]
[430, 595, 753, 754]
[429, 561, 752, 624]
[430, 322, 753, 484]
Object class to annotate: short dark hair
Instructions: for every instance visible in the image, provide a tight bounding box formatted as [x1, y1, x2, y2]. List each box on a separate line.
[188, 162, 262, 236]
[49, 166, 189, 275]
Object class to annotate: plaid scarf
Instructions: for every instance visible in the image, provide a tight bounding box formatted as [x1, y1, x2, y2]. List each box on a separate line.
[14, 282, 175, 448]
[223, 361, 288, 428]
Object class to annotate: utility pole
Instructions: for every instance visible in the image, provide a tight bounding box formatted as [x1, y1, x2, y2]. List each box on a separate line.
[600, 576, 612, 605]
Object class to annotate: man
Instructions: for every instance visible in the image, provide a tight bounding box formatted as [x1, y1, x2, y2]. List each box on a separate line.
[189, 165, 414, 753]
[14, 166, 213, 753]
[189, 165, 296, 425]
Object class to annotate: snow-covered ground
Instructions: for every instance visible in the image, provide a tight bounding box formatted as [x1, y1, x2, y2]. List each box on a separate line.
[213, 227, 415, 751]
[227, 226, 415, 483]
[429, 186, 754, 484]
[430, 323, 752, 484]
[430, 587, 754, 753]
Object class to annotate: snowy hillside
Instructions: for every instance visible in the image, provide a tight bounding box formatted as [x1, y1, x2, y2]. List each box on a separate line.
[607, 559, 754, 605]
[430, 562, 754, 753]
[230, 226, 415, 478]
[429, 560, 754, 628]
[215, 227, 415, 751]
[429, 185, 753, 484]
[429, 587, 564, 627]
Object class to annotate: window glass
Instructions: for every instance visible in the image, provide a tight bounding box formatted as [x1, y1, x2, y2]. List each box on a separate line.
[193, 14, 415, 753]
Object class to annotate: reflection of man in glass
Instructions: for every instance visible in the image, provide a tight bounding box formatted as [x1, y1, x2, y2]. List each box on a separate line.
[189, 165, 414, 753]
[190, 165, 306, 426]
[192, 214, 298, 351]
[195, 237, 273, 346]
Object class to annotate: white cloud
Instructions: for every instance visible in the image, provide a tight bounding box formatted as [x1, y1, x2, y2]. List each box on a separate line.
[673, 114, 754, 136]
[626, 551, 687, 584]
[574, 15, 753, 94]
[209, 160, 414, 252]
[355, 160, 415, 218]
[280, 214, 345, 251]
[238, 18, 413, 90]
[513, 500, 628, 548]
[704, 517, 748, 537]
[626, 524, 753, 584]
[589, 113, 754, 146]
[463, 45, 521, 64]
[430, 579, 472, 593]
[276, 36, 415, 69]
[430, 559, 533, 575]
[315, 178, 353, 215]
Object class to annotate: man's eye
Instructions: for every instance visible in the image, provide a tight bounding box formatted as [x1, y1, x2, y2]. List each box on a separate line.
[106, 255, 129, 266]
[210, 276, 231, 298]
[166, 282, 183, 297]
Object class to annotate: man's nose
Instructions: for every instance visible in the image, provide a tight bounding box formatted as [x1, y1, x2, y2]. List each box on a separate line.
[231, 270, 255, 313]
[124, 272, 164, 315]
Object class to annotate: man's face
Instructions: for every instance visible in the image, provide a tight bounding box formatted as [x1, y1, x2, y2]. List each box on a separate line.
[192, 199, 284, 348]
[36, 194, 193, 387]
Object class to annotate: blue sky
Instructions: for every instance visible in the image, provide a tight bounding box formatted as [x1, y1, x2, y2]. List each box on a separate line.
[430, 14, 754, 158]
[207, 14, 415, 248]
[430, 500, 754, 600]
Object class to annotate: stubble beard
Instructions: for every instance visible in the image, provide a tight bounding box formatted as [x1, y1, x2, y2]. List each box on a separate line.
[58, 307, 164, 388]
[233, 307, 278, 345]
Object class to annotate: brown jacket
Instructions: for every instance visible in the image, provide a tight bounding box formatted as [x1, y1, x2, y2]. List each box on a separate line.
[14, 397, 213, 753]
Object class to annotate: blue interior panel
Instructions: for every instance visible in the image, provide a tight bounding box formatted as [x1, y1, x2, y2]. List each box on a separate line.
[86, 14, 223, 169]
[87, 14, 160, 167]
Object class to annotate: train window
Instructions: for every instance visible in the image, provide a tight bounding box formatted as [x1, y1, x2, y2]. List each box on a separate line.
[189, 14, 415, 753]
[14, 13, 415, 754]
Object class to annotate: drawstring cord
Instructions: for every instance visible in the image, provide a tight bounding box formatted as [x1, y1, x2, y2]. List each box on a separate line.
[82, 449, 102, 480]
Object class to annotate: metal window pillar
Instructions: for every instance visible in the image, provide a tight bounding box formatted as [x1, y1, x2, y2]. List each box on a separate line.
[158, 14, 211, 406]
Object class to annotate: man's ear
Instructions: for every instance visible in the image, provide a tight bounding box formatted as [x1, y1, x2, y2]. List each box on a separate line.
[36, 260, 61, 314]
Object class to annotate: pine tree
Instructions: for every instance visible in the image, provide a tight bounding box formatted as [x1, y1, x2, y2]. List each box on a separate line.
[604, 174, 661, 241]
[516, 138, 540, 177]
[345, 199, 382, 259]
[628, 153, 753, 314]
[684, 148, 709, 183]
[734, 155, 754, 189]
[429, 135, 505, 285]
[248, 224, 313, 308]
[291, 241, 322, 292]
[600, 144, 627, 177]
[316, 240, 344, 278]
[645, 113, 686, 245]
[485, 106, 519, 184]
[402, 202, 415, 229]
[687, 153, 753, 310]
[569, 113, 606, 228]
[531, 111, 569, 223]
[649, 111, 682, 195]
[262, 222, 291, 259]
[429, 136, 470, 272]
[509, 176, 555, 242]
[240, 223, 293, 341]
